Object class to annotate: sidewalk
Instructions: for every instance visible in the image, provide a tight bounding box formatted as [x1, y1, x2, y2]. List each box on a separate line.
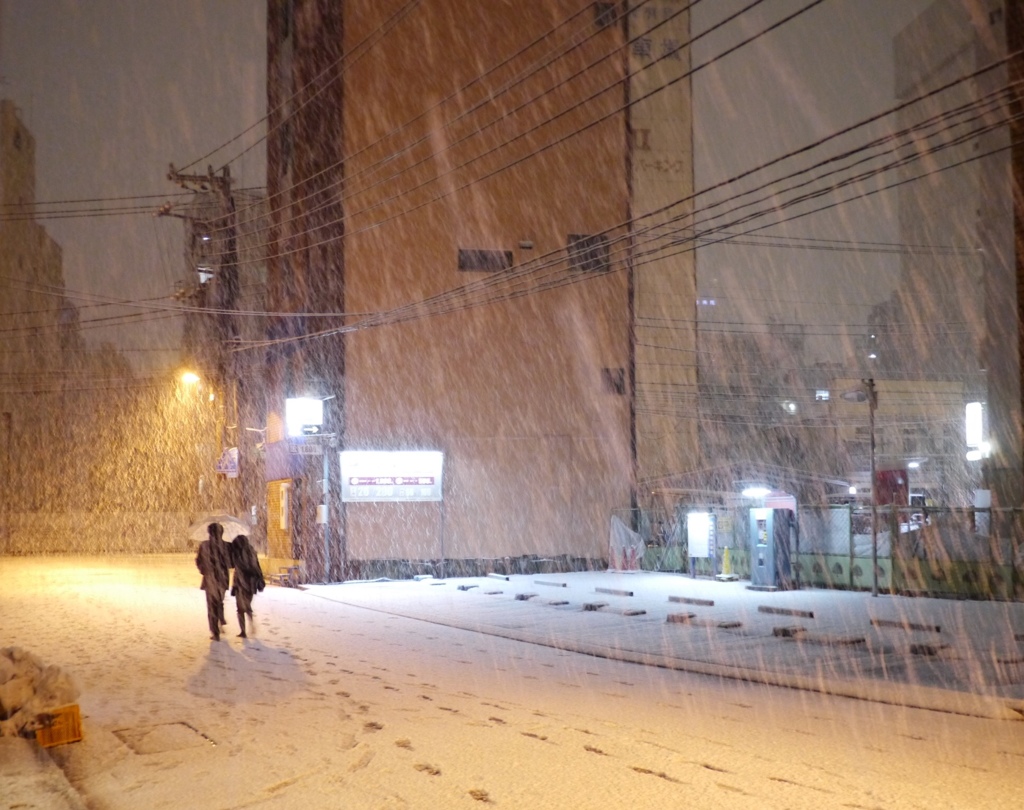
[303, 570, 1024, 721]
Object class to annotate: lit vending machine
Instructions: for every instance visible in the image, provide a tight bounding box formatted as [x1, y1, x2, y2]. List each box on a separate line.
[749, 508, 795, 589]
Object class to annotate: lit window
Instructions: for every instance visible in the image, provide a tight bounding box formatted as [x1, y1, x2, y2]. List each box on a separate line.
[815, 390, 829, 401]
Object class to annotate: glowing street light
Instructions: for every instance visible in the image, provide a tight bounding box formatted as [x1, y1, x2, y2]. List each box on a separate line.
[181, 371, 200, 385]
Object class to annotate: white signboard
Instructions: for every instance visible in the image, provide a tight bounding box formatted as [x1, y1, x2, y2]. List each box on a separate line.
[687, 512, 715, 559]
[287, 436, 325, 456]
[340, 450, 444, 502]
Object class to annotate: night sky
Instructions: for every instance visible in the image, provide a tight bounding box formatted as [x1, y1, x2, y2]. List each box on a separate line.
[1, 0, 939, 373]
[0, 0, 265, 374]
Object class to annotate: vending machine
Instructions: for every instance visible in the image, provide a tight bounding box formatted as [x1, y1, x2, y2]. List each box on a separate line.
[749, 507, 795, 589]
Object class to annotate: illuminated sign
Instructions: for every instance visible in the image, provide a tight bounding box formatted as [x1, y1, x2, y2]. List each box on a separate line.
[340, 451, 443, 502]
[687, 512, 715, 558]
[285, 397, 324, 438]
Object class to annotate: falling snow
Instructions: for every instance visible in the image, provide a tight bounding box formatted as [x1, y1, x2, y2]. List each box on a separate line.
[2, 0, 1024, 805]
[3, 556, 1024, 809]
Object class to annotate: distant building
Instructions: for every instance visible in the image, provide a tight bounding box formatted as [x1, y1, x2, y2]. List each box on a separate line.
[867, 0, 1023, 508]
[263, 1, 698, 579]
[0, 99, 73, 532]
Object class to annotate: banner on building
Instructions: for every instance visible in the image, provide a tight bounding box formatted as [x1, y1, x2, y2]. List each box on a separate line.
[340, 450, 443, 502]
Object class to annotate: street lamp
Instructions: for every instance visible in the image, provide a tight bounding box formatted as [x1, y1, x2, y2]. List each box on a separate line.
[285, 395, 334, 583]
[842, 378, 878, 597]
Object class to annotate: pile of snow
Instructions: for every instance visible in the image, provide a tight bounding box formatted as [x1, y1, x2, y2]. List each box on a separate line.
[0, 647, 79, 738]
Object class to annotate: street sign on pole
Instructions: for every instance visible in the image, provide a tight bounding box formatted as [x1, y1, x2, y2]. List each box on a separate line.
[287, 433, 332, 456]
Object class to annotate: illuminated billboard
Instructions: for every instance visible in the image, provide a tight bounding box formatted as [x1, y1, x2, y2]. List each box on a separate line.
[340, 450, 444, 502]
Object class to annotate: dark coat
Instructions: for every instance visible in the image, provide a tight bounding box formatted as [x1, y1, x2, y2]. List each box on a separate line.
[196, 538, 230, 595]
[230, 535, 265, 596]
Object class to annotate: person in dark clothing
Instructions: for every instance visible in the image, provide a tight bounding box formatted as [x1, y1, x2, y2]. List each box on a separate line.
[229, 534, 264, 638]
[195, 522, 230, 641]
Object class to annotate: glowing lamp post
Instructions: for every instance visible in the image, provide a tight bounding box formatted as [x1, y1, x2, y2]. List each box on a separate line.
[843, 379, 878, 597]
[286, 396, 332, 581]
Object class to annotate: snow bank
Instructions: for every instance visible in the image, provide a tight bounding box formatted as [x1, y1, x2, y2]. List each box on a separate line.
[0, 647, 79, 738]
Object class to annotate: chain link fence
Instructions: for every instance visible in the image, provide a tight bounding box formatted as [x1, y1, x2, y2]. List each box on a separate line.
[616, 503, 1024, 600]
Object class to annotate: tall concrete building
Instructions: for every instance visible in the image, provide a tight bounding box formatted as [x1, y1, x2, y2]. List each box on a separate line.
[866, 0, 1023, 509]
[0, 99, 73, 539]
[262, 1, 697, 580]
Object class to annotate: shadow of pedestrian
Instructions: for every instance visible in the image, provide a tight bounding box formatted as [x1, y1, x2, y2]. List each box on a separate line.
[186, 638, 309, 704]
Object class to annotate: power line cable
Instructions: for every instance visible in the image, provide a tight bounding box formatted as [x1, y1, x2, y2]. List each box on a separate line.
[176, 0, 427, 175]
[187, 0, 676, 254]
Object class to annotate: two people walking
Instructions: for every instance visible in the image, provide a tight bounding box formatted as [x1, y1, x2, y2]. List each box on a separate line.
[195, 522, 265, 641]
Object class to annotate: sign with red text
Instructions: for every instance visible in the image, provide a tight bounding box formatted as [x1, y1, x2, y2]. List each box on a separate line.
[340, 450, 443, 502]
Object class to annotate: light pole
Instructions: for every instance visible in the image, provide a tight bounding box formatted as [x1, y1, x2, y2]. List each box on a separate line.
[180, 369, 231, 512]
[843, 378, 878, 597]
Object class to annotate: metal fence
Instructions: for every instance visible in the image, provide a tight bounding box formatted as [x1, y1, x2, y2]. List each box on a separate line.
[619, 504, 1024, 600]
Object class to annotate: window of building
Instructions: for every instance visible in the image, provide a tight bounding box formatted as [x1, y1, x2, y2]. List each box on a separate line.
[567, 233, 610, 273]
[594, 3, 618, 29]
[815, 390, 830, 401]
[602, 367, 626, 395]
[457, 248, 513, 272]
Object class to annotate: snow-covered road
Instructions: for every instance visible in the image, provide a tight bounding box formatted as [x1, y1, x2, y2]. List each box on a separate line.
[2, 555, 1022, 809]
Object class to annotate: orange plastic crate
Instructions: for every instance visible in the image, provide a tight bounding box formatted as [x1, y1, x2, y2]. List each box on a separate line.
[35, 704, 83, 748]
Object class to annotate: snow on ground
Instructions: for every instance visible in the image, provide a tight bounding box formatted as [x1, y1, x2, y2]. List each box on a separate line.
[2, 555, 1023, 809]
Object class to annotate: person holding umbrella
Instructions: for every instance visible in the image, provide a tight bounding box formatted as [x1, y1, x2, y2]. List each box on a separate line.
[195, 522, 230, 641]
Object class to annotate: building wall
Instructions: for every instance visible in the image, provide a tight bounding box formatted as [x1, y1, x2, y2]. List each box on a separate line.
[832, 377, 969, 503]
[265, 2, 699, 572]
[340, 0, 631, 561]
[628, 0, 700, 487]
[265, 0, 347, 579]
[890, 0, 1022, 506]
[0, 100, 68, 525]
[264, 1, 712, 577]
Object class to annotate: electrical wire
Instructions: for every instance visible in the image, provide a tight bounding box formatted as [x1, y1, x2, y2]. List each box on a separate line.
[182, 0, 676, 254]
[3, 1, 1011, 403]
[194, 0, 776, 262]
[175, 0, 427, 176]
[235, 83, 1011, 351]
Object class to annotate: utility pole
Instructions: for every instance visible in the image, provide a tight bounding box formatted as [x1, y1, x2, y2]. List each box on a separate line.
[167, 165, 239, 355]
[842, 378, 879, 596]
[166, 164, 241, 515]
[865, 378, 878, 598]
